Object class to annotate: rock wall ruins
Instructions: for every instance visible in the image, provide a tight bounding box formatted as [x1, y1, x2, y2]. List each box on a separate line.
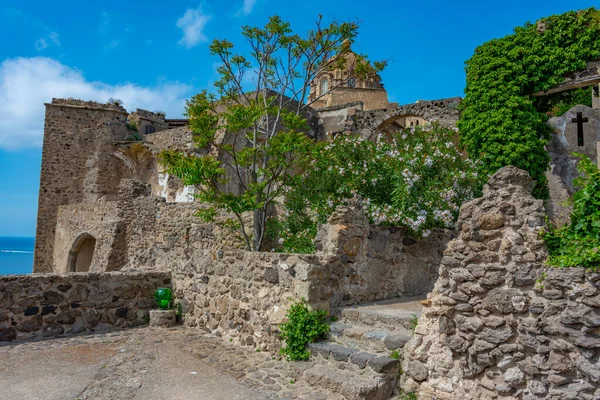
[401, 166, 600, 400]
[169, 202, 451, 350]
[0, 271, 170, 342]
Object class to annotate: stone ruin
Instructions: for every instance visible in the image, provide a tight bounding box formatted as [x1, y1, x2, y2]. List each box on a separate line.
[5, 51, 600, 400]
[402, 166, 600, 400]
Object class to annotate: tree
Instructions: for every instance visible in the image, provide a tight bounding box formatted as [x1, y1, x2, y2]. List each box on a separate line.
[160, 15, 386, 251]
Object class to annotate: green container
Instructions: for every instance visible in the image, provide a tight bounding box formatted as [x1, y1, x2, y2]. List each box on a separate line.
[154, 287, 173, 310]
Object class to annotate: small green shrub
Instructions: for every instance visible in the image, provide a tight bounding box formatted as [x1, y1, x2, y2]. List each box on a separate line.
[399, 392, 418, 400]
[279, 299, 330, 361]
[410, 314, 419, 332]
[390, 350, 400, 359]
[542, 154, 600, 270]
[126, 121, 138, 131]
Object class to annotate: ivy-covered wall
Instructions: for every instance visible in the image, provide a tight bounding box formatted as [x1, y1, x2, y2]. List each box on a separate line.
[458, 8, 600, 198]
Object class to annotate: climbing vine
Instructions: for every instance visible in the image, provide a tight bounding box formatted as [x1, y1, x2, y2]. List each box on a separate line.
[459, 8, 600, 199]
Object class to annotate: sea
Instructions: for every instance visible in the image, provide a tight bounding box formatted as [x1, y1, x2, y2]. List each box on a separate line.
[0, 237, 35, 275]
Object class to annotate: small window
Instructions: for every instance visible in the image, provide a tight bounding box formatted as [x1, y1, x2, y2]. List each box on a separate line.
[320, 79, 329, 95]
[145, 125, 157, 135]
[416, 120, 420, 126]
[348, 78, 356, 88]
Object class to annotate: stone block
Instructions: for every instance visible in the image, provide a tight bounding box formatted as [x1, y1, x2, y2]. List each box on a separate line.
[149, 309, 177, 328]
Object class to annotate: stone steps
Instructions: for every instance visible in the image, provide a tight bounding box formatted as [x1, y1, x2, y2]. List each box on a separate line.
[306, 342, 399, 400]
[337, 297, 424, 333]
[302, 298, 424, 399]
[329, 322, 412, 354]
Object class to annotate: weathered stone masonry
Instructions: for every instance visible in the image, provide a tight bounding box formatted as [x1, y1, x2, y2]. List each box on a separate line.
[0, 271, 170, 342]
[401, 166, 600, 400]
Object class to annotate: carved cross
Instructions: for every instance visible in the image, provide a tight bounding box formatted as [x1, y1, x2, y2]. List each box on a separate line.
[571, 112, 588, 147]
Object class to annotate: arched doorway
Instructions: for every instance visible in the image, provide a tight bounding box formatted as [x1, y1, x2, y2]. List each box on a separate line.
[68, 234, 96, 272]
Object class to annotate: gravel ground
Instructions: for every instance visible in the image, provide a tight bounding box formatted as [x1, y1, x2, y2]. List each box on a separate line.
[0, 326, 342, 400]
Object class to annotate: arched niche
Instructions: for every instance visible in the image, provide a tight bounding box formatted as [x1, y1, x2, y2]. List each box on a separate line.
[67, 233, 97, 272]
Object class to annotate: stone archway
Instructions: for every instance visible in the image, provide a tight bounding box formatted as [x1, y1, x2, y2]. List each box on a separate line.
[67, 233, 96, 272]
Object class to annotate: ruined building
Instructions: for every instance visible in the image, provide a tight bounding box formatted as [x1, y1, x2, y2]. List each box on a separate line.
[33, 52, 460, 274]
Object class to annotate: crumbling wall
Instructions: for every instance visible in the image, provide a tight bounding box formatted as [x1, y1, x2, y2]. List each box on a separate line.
[351, 97, 461, 138]
[0, 271, 170, 342]
[315, 202, 454, 306]
[401, 166, 600, 400]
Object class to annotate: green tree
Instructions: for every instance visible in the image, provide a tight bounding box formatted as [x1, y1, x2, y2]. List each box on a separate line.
[161, 16, 385, 251]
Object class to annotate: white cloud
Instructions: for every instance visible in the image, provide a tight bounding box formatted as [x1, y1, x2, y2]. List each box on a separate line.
[35, 32, 60, 51]
[239, 0, 257, 16]
[0, 57, 192, 150]
[176, 5, 211, 49]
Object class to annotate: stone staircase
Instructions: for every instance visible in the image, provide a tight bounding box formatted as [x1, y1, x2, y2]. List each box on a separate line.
[302, 297, 425, 400]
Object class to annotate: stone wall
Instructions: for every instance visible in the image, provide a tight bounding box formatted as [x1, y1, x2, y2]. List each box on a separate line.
[351, 97, 462, 139]
[315, 203, 454, 306]
[167, 202, 451, 350]
[128, 109, 168, 135]
[34, 99, 131, 272]
[171, 250, 328, 350]
[0, 271, 170, 342]
[54, 202, 123, 273]
[315, 102, 364, 138]
[401, 166, 600, 400]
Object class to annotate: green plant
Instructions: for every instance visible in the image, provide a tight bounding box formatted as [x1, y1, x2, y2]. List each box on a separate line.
[410, 314, 419, 332]
[399, 392, 418, 400]
[160, 15, 385, 252]
[390, 350, 400, 359]
[542, 153, 600, 270]
[535, 271, 547, 290]
[126, 121, 138, 132]
[279, 299, 329, 361]
[459, 8, 600, 199]
[270, 124, 483, 253]
[330, 315, 338, 322]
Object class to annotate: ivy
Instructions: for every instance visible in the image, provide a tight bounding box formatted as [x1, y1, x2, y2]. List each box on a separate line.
[459, 8, 600, 199]
[542, 154, 600, 270]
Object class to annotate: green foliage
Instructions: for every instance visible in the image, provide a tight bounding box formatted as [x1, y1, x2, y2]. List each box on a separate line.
[399, 392, 418, 400]
[542, 154, 600, 270]
[410, 314, 419, 332]
[534, 86, 594, 117]
[126, 121, 138, 132]
[459, 8, 600, 199]
[390, 350, 400, 359]
[160, 15, 385, 251]
[270, 124, 484, 253]
[279, 299, 329, 361]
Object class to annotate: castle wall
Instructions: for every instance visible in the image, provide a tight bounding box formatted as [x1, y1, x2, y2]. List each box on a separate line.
[34, 100, 130, 273]
[401, 167, 600, 400]
[53, 202, 124, 274]
[0, 271, 170, 342]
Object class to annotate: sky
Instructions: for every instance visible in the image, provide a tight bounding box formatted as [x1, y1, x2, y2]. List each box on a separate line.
[0, 0, 597, 237]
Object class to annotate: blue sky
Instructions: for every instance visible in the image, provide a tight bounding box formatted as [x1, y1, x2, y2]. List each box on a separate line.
[0, 0, 597, 237]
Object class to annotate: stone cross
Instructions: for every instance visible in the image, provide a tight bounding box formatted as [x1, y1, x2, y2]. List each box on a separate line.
[571, 111, 589, 147]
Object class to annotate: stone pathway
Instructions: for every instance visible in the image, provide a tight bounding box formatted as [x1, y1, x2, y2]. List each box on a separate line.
[0, 326, 344, 400]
